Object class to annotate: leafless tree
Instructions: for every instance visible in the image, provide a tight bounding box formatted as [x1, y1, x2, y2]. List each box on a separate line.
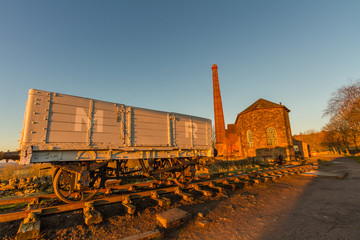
[323, 80, 360, 153]
[321, 129, 341, 154]
[212, 125, 216, 149]
[324, 80, 360, 118]
[323, 116, 351, 154]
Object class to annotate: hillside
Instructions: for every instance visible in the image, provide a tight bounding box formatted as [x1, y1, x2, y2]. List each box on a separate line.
[293, 131, 328, 152]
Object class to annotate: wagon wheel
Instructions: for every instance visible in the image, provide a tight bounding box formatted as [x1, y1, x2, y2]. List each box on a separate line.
[52, 167, 60, 183]
[53, 168, 100, 203]
[173, 160, 196, 187]
[52, 167, 69, 192]
[152, 159, 174, 181]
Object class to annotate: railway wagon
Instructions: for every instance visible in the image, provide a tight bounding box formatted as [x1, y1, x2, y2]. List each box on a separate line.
[1, 89, 213, 203]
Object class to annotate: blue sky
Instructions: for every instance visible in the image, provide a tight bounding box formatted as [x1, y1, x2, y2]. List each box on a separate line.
[0, 1, 359, 150]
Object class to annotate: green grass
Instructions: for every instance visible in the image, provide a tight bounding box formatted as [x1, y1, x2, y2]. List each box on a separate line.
[0, 202, 28, 211]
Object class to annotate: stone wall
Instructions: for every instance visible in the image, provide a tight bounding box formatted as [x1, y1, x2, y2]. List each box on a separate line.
[226, 124, 239, 156]
[226, 107, 295, 161]
[0, 175, 53, 197]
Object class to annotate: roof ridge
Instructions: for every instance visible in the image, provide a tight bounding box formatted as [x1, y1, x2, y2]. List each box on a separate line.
[235, 98, 289, 123]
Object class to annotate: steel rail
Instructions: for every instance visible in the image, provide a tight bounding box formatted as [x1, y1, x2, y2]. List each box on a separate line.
[0, 164, 314, 223]
[0, 180, 168, 207]
[0, 163, 312, 206]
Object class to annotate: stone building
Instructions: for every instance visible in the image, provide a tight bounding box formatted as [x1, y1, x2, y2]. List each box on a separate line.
[225, 99, 295, 161]
[212, 64, 295, 161]
[292, 138, 310, 158]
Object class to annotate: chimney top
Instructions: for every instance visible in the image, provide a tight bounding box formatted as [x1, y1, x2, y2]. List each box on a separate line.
[212, 64, 218, 69]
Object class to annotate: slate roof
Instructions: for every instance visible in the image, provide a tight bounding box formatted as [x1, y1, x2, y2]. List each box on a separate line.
[235, 98, 290, 123]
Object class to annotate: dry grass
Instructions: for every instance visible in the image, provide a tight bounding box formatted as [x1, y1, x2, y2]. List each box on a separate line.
[0, 163, 53, 181]
[198, 159, 273, 175]
[0, 159, 277, 182]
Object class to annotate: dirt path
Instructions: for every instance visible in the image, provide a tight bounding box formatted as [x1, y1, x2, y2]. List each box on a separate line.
[167, 155, 360, 240]
[1, 155, 359, 240]
[261, 156, 360, 240]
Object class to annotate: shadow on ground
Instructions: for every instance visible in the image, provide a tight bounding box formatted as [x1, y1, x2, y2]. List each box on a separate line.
[259, 156, 360, 240]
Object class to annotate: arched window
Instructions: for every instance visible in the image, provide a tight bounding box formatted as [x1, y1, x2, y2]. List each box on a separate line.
[247, 130, 253, 147]
[266, 127, 278, 146]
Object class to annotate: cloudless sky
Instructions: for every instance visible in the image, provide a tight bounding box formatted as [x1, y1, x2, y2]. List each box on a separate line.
[0, 0, 359, 150]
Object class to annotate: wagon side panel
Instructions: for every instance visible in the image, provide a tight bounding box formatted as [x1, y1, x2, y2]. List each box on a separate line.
[20, 89, 53, 146]
[20, 89, 213, 163]
[132, 107, 169, 147]
[172, 114, 211, 149]
[49, 95, 124, 145]
[192, 118, 211, 147]
[21, 90, 126, 148]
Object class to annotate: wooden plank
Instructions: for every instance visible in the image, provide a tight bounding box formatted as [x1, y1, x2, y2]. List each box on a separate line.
[120, 229, 163, 240]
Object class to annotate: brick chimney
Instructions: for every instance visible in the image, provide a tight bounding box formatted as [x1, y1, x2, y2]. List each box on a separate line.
[212, 64, 226, 156]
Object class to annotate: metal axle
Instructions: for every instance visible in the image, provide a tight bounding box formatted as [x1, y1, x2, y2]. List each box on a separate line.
[0, 151, 20, 161]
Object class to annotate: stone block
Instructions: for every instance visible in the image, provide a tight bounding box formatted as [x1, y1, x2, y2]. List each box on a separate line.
[16, 211, 41, 240]
[151, 191, 171, 207]
[123, 203, 136, 215]
[175, 188, 194, 202]
[194, 185, 212, 197]
[123, 196, 136, 215]
[211, 185, 226, 194]
[83, 202, 103, 225]
[156, 208, 191, 228]
[261, 177, 270, 182]
[197, 219, 210, 228]
[242, 180, 252, 187]
[268, 176, 276, 181]
[221, 180, 237, 190]
[251, 179, 261, 184]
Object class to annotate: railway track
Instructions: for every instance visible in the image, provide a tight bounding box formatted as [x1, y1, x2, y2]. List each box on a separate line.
[0, 164, 315, 239]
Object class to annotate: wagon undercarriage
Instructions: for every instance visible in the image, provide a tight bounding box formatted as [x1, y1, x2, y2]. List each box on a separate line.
[52, 157, 198, 203]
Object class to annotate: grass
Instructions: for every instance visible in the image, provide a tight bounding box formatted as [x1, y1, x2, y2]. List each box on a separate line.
[0, 163, 53, 181]
[198, 159, 274, 175]
[0, 158, 273, 182]
[0, 202, 28, 211]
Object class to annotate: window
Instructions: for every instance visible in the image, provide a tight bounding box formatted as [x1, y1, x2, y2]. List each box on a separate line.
[247, 130, 253, 147]
[266, 127, 278, 146]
